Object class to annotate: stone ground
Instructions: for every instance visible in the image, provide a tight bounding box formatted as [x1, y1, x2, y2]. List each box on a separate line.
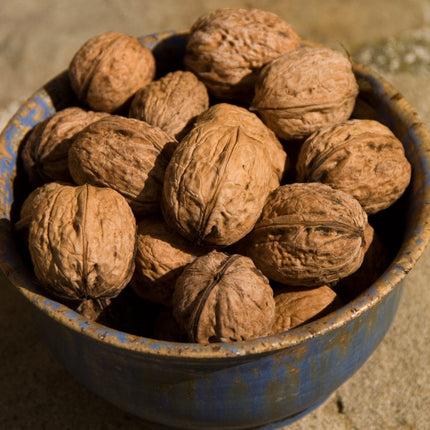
[1, 1, 430, 429]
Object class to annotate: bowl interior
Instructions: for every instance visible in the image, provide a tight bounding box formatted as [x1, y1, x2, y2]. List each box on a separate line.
[1, 32, 430, 359]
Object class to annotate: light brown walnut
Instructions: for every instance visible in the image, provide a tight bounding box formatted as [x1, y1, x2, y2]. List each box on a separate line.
[27, 183, 136, 303]
[131, 216, 209, 306]
[296, 119, 412, 214]
[21, 107, 109, 186]
[68, 31, 155, 112]
[271, 285, 341, 334]
[252, 46, 359, 140]
[69, 115, 177, 216]
[172, 250, 275, 343]
[162, 120, 275, 246]
[184, 8, 300, 101]
[194, 103, 287, 186]
[242, 182, 368, 287]
[129, 70, 209, 139]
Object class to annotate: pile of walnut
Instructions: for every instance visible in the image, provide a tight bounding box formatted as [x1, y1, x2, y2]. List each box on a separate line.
[16, 8, 411, 344]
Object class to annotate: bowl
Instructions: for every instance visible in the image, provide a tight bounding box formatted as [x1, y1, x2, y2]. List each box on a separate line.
[1, 31, 430, 430]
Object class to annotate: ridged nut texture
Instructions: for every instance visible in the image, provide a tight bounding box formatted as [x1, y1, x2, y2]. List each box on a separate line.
[243, 182, 369, 286]
[172, 250, 275, 343]
[184, 8, 300, 101]
[252, 46, 359, 140]
[129, 70, 210, 139]
[68, 31, 155, 112]
[27, 184, 136, 301]
[21, 107, 109, 186]
[162, 120, 275, 246]
[68, 115, 177, 216]
[132, 216, 208, 306]
[296, 119, 412, 214]
[194, 103, 287, 186]
[271, 285, 341, 334]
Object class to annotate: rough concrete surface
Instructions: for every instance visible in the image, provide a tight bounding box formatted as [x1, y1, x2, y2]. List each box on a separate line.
[1, 1, 429, 429]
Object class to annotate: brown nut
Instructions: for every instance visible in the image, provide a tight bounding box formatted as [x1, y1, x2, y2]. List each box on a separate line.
[172, 250, 275, 343]
[194, 103, 287, 185]
[162, 121, 275, 246]
[242, 182, 368, 286]
[129, 70, 209, 139]
[252, 46, 359, 140]
[271, 285, 341, 334]
[184, 8, 300, 101]
[21, 107, 109, 186]
[28, 183, 136, 302]
[296, 119, 412, 214]
[69, 115, 177, 216]
[68, 31, 155, 112]
[131, 216, 209, 306]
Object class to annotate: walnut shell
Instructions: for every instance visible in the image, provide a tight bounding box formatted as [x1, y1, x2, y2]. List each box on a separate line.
[68, 31, 155, 112]
[129, 70, 209, 139]
[172, 250, 275, 343]
[28, 184, 136, 301]
[296, 119, 412, 214]
[194, 103, 287, 185]
[252, 46, 359, 140]
[131, 216, 209, 306]
[69, 115, 177, 216]
[21, 107, 109, 186]
[242, 182, 368, 286]
[162, 121, 275, 246]
[184, 8, 300, 101]
[271, 285, 341, 334]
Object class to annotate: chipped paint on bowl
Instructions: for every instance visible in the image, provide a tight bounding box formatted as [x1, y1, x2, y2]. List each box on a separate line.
[1, 32, 430, 429]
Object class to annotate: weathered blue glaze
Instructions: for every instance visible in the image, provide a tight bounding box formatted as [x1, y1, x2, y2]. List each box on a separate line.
[1, 32, 430, 429]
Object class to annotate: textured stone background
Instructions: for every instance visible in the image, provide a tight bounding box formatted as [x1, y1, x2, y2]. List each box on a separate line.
[1, 1, 430, 429]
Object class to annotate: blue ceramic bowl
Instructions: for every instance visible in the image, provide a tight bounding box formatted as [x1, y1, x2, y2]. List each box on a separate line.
[1, 32, 430, 430]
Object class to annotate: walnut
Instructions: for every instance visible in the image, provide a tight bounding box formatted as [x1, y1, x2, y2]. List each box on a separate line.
[131, 216, 209, 306]
[21, 107, 109, 186]
[271, 285, 341, 334]
[27, 183, 136, 303]
[129, 70, 209, 140]
[15, 182, 65, 233]
[296, 119, 412, 214]
[153, 307, 187, 342]
[184, 8, 300, 101]
[251, 46, 359, 140]
[194, 103, 287, 185]
[335, 225, 388, 302]
[69, 115, 177, 216]
[68, 31, 155, 112]
[172, 250, 275, 343]
[162, 120, 275, 246]
[241, 182, 368, 286]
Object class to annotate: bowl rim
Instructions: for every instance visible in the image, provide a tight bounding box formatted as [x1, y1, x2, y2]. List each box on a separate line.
[1, 32, 430, 359]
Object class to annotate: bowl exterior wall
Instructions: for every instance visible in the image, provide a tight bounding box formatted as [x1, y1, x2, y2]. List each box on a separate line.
[29, 283, 402, 429]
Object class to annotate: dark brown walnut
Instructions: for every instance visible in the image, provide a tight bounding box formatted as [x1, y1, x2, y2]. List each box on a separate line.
[252, 46, 359, 140]
[172, 250, 275, 343]
[153, 307, 188, 342]
[271, 285, 341, 334]
[129, 70, 209, 140]
[296, 119, 412, 214]
[131, 216, 209, 306]
[27, 183, 136, 303]
[69, 115, 177, 216]
[242, 182, 368, 286]
[68, 31, 155, 112]
[184, 8, 300, 101]
[162, 121, 275, 246]
[21, 107, 109, 186]
[194, 103, 287, 186]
